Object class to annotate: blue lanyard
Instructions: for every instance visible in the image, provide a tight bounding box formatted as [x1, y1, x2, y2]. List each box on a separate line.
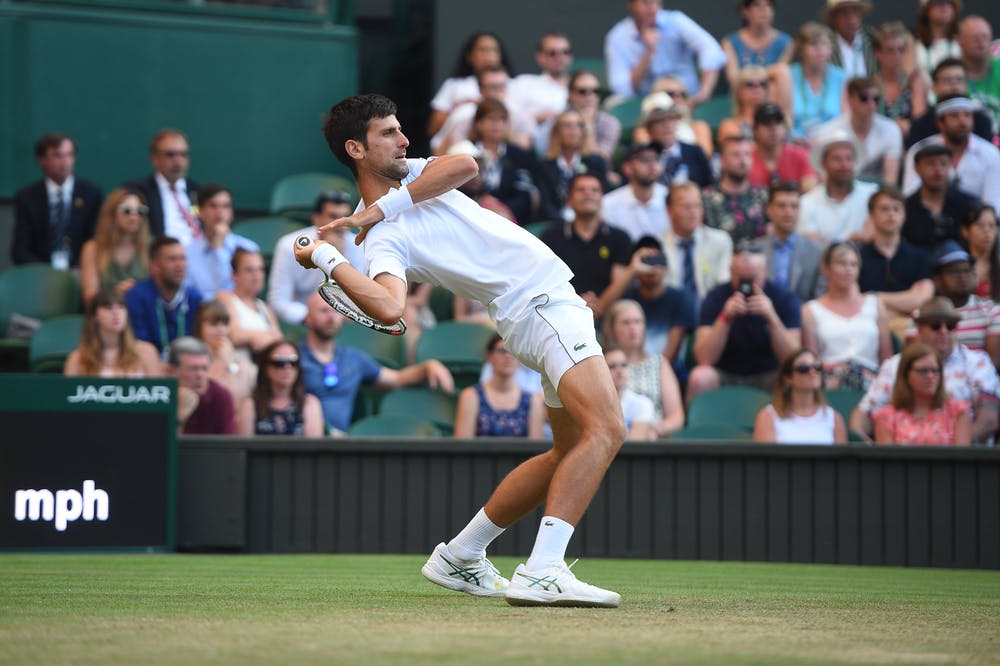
[154, 296, 187, 351]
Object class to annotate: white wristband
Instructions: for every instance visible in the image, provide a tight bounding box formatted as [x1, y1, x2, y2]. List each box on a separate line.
[374, 185, 413, 219]
[311, 243, 348, 278]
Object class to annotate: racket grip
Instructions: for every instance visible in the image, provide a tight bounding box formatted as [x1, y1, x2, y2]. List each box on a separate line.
[295, 235, 313, 248]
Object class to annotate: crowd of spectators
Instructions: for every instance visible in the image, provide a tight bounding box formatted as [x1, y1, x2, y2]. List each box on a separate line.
[8, 0, 1000, 446]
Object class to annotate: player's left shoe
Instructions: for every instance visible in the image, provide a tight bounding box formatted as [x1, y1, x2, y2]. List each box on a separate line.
[421, 542, 509, 597]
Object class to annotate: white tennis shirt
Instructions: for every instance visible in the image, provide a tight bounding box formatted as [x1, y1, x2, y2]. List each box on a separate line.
[358, 158, 573, 327]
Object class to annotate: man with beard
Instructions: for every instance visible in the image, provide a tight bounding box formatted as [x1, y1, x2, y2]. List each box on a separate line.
[701, 136, 769, 243]
[799, 132, 879, 243]
[903, 95, 1000, 210]
[902, 144, 978, 251]
[601, 141, 668, 242]
[297, 293, 453, 434]
[125, 236, 203, 357]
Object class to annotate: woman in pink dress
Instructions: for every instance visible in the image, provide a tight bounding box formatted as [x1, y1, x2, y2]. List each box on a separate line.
[872, 342, 971, 445]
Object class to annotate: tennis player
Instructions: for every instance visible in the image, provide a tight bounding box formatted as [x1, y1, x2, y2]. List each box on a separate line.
[294, 94, 624, 607]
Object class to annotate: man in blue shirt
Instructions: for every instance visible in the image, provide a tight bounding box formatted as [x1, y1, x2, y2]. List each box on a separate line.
[126, 236, 203, 357]
[183, 184, 259, 299]
[604, 0, 727, 102]
[298, 293, 454, 434]
[688, 240, 802, 402]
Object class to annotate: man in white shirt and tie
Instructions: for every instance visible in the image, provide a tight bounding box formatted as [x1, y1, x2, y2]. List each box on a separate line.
[127, 128, 200, 241]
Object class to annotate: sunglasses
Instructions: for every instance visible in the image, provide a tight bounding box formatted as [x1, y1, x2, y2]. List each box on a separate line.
[663, 90, 688, 99]
[910, 366, 942, 376]
[792, 362, 823, 374]
[743, 80, 769, 88]
[857, 93, 881, 103]
[117, 204, 149, 217]
[545, 48, 572, 57]
[924, 321, 959, 331]
[572, 87, 600, 95]
[158, 150, 189, 159]
[268, 357, 299, 368]
[323, 361, 339, 387]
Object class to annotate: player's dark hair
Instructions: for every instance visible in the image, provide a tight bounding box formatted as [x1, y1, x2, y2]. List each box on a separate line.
[323, 94, 399, 177]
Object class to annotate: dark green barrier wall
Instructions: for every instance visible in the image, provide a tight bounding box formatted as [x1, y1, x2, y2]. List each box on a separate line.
[0, 3, 358, 209]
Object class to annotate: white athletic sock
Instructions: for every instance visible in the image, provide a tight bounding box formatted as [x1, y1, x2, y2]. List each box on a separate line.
[446, 507, 505, 562]
[525, 515, 574, 571]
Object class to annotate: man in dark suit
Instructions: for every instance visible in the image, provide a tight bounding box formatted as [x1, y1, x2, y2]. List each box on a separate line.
[761, 181, 824, 305]
[643, 101, 713, 189]
[126, 128, 200, 242]
[12, 132, 102, 268]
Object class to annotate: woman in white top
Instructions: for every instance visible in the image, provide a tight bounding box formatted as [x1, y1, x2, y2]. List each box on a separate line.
[754, 349, 847, 444]
[604, 347, 655, 441]
[426, 32, 513, 138]
[215, 248, 282, 359]
[602, 299, 685, 438]
[801, 242, 892, 391]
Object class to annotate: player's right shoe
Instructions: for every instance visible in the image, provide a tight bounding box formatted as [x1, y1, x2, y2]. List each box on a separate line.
[505, 560, 621, 608]
[420, 542, 509, 597]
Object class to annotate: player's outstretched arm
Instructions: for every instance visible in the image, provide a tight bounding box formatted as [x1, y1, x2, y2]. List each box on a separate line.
[294, 239, 406, 325]
[318, 154, 479, 240]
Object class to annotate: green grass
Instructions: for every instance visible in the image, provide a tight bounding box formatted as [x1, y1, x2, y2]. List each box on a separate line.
[1, 555, 998, 665]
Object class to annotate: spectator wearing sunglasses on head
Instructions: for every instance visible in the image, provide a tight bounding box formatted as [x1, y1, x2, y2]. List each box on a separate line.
[850, 296, 1000, 443]
[78, 187, 151, 306]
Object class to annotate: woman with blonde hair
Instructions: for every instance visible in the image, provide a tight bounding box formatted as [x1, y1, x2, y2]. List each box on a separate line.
[789, 22, 847, 140]
[193, 300, 257, 407]
[753, 348, 846, 444]
[537, 108, 608, 222]
[717, 65, 792, 142]
[603, 299, 685, 438]
[64, 285, 162, 377]
[872, 342, 971, 445]
[872, 22, 928, 137]
[801, 242, 892, 391]
[78, 187, 151, 305]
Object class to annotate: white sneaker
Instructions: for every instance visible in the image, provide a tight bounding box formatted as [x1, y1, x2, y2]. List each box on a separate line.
[505, 560, 621, 608]
[421, 542, 509, 597]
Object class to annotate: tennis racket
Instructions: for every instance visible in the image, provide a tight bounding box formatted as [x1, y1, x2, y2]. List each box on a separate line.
[297, 236, 407, 336]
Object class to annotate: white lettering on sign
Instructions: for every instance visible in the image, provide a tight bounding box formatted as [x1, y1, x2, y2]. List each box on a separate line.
[66, 384, 170, 404]
[14, 480, 110, 531]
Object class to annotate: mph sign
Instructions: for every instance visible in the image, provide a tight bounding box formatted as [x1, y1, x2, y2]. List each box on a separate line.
[0, 377, 176, 550]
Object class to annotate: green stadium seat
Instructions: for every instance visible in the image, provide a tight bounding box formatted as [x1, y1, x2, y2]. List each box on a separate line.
[569, 56, 608, 91]
[269, 172, 357, 221]
[0, 264, 82, 372]
[349, 414, 441, 437]
[686, 386, 771, 432]
[233, 216, 306, 264]
[415, 321, 495, 389]
[692, 94, 733, 135]
[523, 221, 556, 238]
[337, 320, 406, 369]
[606, 96, 644, 140]
[378, 387, 458, 435]
[824, 388, 865, 425]
[428, 285, 453, 322]
[29, 314, 84, 373]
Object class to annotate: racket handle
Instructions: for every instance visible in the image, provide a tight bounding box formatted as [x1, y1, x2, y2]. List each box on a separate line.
[295, 235, 313, 248]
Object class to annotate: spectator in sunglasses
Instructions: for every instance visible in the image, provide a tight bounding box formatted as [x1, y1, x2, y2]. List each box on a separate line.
[236, 339, 323, 436]
[717, 66, 792, 148]
[79, 187, 151, 306]
[871, 342, 971, 445]
[753, 348, 846, 444]
[126, 128, 200, 241]
[813, 77, 903, 183]
[851, 296, 1000, 442]
[510, 33, 573, 127]
[904, 240, 1000, 366]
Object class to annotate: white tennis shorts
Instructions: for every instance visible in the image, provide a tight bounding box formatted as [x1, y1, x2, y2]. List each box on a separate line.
[495, 282, 602, 408]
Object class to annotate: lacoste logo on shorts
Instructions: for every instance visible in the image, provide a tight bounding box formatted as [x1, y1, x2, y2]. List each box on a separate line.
[573, 342, 587, 351]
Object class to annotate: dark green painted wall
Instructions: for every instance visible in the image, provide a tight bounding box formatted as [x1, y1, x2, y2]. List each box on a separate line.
[0, 4, 358, 209]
